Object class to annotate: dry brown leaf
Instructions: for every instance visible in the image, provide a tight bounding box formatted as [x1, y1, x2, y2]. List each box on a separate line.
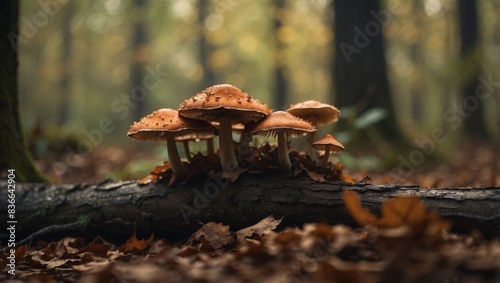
[148, 239, 171, 255]
[15, 245, 29, 260]
[343, 190, 450, 234]
[29, 251, 79, 269]
[236, 216, 282, 242]
[343, 190, 378, 226]
[236, 238, 271, 260]
[273, 229, 302, 247]
[303, 223, 334, 239]
[177, 245, 198, 257]
[306, 169, 326, 183]
[78, 242, 109, 258]
[119, 227, 154, 253]
[189, 222, 233, 250]
[378, 196, 427, 227]
[79, 253, 95, 264]
[138, 174, 156, 185]
[340, 173, 356, 184]
[107, 249, 125, 261]
[313, 261, 364, 283]
[72, 259, 110, 272]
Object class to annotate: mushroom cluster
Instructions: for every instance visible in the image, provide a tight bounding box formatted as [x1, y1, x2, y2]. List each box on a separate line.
[127, 84, 344, 180]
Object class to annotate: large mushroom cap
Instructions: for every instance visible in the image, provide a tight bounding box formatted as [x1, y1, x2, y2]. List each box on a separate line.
[178, 84, 272, 123]
[127, 108, 213, 141]
[286, 100, 340, 126]
[245, 111, 316, 137]
[312, 134, 345, 153]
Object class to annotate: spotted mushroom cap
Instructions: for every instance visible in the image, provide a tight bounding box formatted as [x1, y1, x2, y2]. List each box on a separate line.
[178, 84, 272, 124]
[286, 100, 340, 126]
[127, 108, 213, 142]
[312, 134, 345, 153]
[245, 111, 316, 138]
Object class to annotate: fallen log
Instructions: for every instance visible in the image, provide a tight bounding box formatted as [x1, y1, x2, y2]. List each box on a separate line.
[1, 173, 500, 241]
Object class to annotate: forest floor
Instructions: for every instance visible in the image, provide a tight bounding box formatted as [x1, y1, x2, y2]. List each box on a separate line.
[34, 138, 499, 188]
[1, 139, 499, 282]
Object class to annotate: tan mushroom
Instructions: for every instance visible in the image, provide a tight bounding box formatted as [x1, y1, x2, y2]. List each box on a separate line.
[312, 134, 345, 166]
[127, 108, 213, 179]
[286, 100, 340, 161]
[179, 84, 272, 172]
[246, 111, 316, 171]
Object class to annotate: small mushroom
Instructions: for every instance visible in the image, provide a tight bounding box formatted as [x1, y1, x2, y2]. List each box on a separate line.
[286, 100, 340, 161]
[312, 134, 345, 166]
[179, 84, 272, 172]
[127, 108, 213, 179]
[246, 111, 316, 171]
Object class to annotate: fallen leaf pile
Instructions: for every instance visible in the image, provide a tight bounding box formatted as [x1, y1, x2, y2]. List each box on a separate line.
[140, 142, 355, 185]
[2, 195, 499, 282]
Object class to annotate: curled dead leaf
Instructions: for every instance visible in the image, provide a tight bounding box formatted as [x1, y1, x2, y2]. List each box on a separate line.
[119, 227, 154, 253]
[189, 222, 233, 251]
[236, 216, 282, 242]
[342, 190, 450, 236]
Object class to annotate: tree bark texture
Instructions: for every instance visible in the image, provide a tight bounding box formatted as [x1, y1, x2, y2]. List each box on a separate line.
[1, 174, 499, 241]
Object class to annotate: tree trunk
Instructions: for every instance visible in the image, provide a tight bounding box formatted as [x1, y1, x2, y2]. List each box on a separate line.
[0, 0, 47, 182]
[333, 0, 407, 145]
[130, 0, 148, 123]
[2, 174, 499, 241]
[56, 2, 73, 125]
[273, 0, 287, 110]
[198, 0, 214, 88]
[458, 0, 487, 138]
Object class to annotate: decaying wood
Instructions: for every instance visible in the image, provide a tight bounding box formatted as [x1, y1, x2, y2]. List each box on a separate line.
[1, 174, 499, 240]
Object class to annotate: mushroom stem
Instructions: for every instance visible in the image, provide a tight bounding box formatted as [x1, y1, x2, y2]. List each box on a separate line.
[206, 137, 215, 155]
[219, 116, 239, 172]
[321, 145, 331, 167]
[166, 133, 187, 178]
[308, 131, 319, 162]
[277, 131, 292, 171]
[182, 140, 192, 162]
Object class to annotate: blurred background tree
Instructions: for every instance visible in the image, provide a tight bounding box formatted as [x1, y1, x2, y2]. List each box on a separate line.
[12, 0, 500, 179]
[457, 0, 486, 138]
[333, 0, 408, 150]
[0, 0, 47, 182]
